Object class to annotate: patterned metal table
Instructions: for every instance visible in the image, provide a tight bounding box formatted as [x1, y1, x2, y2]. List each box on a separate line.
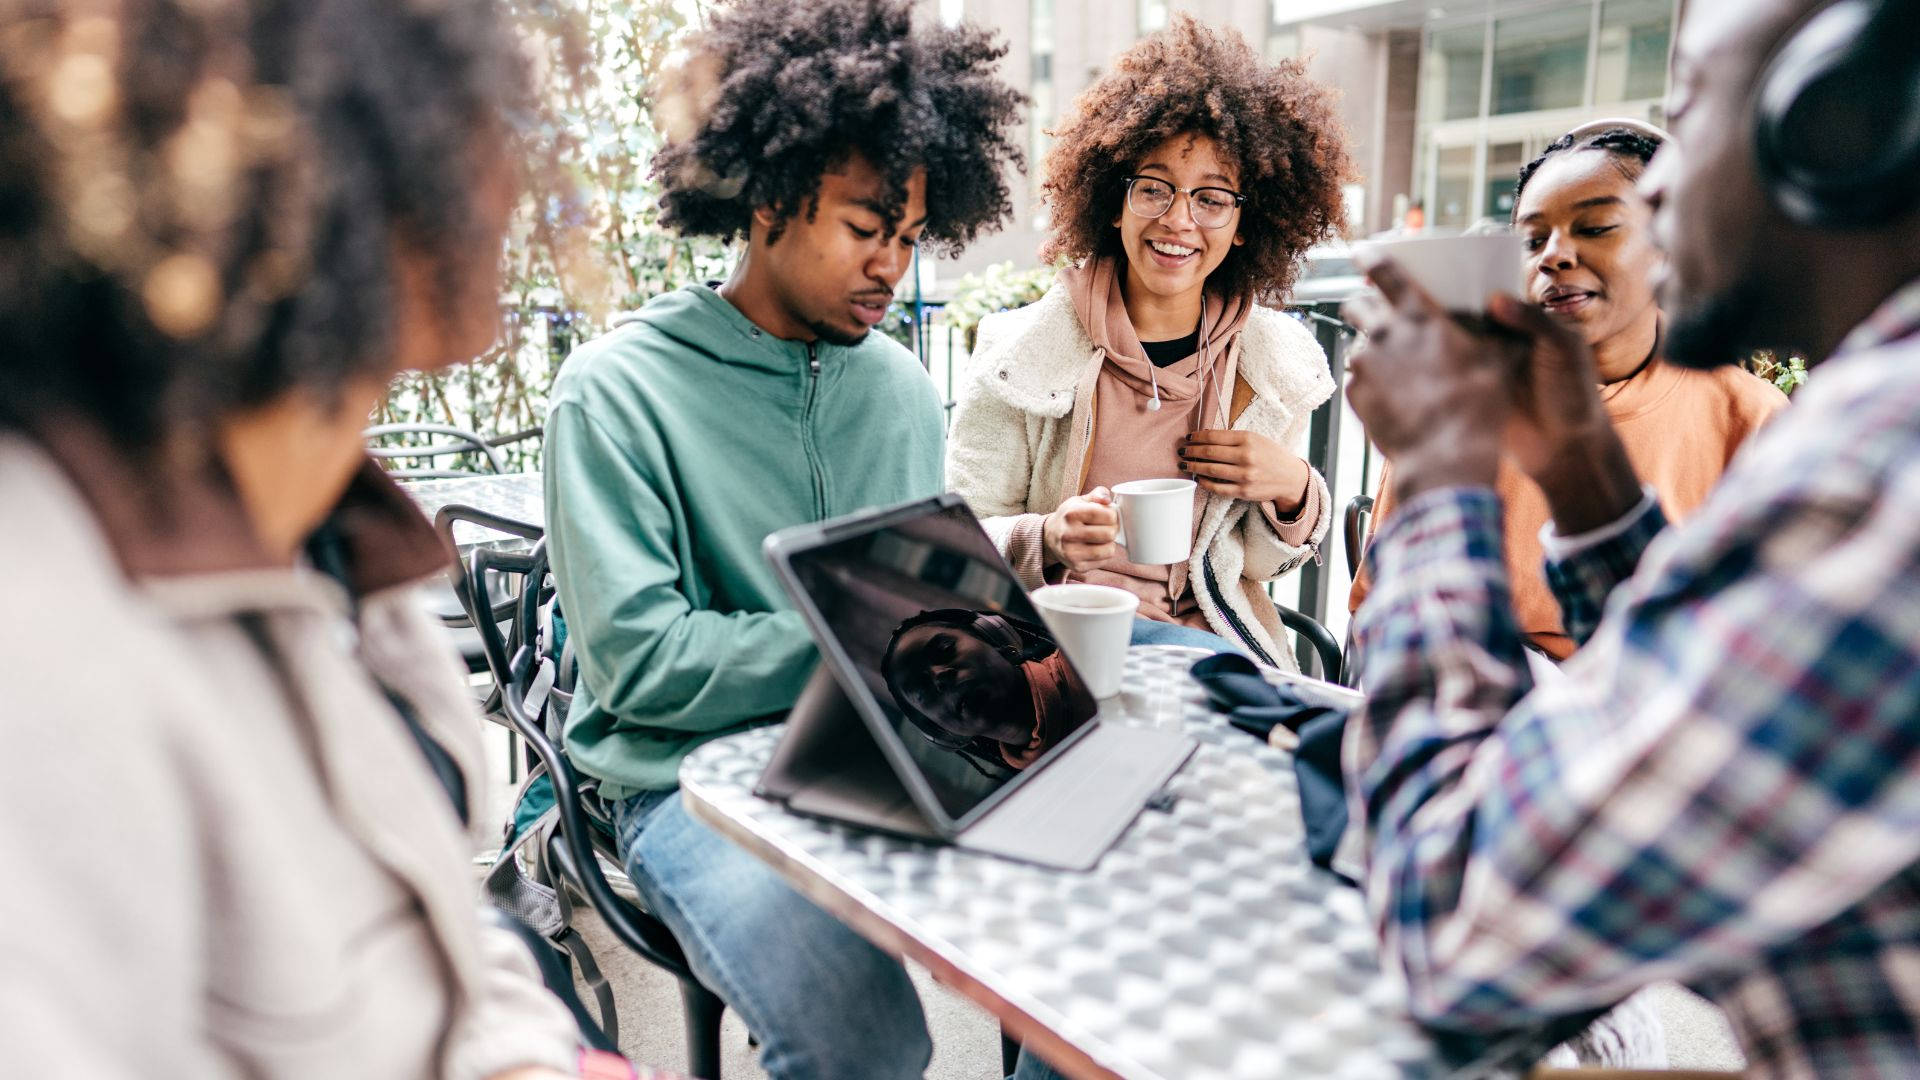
[400, 472, 544, 551]
[680, 645, 1488, 1080]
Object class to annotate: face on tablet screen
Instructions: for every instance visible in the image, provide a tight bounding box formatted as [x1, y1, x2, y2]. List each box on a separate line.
[881, 610, 1095, 773]
[785, 503, 1099, 818]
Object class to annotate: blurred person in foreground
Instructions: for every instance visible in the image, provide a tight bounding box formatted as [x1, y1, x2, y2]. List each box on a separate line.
[1340, 0, 1920, 1073]
[1350, 122, 1787, 660]
[539, 0, 1030, 1074]
[946, 16, 1351, 667]
[0, 0, 650, 1077]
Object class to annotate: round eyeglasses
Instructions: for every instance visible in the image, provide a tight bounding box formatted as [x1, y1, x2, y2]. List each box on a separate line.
[1124, 175, 1246, 230]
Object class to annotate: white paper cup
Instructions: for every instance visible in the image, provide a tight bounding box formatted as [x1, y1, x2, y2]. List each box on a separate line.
[1112, 478, 1196, 566]
[1354, 231, 1525, 315]
[1031, 583, 1139, 699]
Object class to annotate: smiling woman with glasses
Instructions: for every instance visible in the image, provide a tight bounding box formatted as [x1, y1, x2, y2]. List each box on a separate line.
[945, 15, 1354, 669]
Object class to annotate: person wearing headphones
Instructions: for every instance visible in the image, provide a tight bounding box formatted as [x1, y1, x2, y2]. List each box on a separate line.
[881, 610, 1097, 773]
[946, 16, 1352, 669]
[1349, 120, 1788, 660]
[1339, 0, 1920, 1072]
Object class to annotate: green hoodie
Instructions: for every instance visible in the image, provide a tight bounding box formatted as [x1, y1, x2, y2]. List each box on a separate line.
[544, 284, 945, 797]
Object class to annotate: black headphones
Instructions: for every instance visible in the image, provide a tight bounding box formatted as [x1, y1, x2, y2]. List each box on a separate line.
[1754, 0, 1920, 228]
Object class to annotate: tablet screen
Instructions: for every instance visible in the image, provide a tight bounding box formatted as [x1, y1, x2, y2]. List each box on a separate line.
[784, 501, 1100, 820]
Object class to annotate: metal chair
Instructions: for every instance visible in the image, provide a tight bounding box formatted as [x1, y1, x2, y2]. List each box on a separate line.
[1336, 494, 1378, 689]
[1344, 494, 1375, 580]
[431, 503, 540, 691]
[1278, 605, 1345, 685]
[455, 537, 729, 1077]
[365, 421, 508, 479]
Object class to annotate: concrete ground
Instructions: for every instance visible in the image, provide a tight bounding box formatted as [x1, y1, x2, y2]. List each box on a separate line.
[480, 735, 1744, 1078]
[567, 907, 1007, 1080]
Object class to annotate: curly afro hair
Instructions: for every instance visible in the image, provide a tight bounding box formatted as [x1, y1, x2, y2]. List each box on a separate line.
[0, 0, 521, 453]
[1038, 15, 1354, 302]
[651, 0, 1023, 256]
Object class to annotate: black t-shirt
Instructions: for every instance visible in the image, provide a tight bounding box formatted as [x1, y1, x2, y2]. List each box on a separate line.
[1140, 331, 1200, 367]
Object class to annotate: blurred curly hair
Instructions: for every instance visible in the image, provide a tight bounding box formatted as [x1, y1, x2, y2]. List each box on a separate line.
[1039, 15, 1354, 301]
[0, 0, 522, 453]
[651, 0, 1023, 256]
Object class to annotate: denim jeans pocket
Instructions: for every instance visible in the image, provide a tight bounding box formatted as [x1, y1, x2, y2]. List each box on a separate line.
[609, 786, 676, 861]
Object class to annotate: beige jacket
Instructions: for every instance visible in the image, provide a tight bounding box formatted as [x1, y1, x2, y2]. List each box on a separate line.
[947, 280, 1335, 669]
[0, 438, 579, 1079]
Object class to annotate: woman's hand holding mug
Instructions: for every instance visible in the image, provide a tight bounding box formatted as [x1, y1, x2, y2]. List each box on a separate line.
[1044, 487, 1119, 571]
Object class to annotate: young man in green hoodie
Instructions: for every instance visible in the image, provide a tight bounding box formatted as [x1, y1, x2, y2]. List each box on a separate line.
[543, 1, 1025, 1075]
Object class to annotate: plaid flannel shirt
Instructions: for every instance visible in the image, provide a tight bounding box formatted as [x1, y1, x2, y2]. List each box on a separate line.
[1347, 278, 1920, 1078]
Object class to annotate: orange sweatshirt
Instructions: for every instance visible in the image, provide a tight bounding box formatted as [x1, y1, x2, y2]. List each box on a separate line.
[1349, 359, 1788, 658]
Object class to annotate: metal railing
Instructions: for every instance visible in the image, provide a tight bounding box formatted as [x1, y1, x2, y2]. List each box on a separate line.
[462, 294, 1376, 648]
[902, 297, 1371, 640]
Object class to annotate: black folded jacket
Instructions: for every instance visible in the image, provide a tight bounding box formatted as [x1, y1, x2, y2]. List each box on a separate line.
[1189, 653, 1352, 880]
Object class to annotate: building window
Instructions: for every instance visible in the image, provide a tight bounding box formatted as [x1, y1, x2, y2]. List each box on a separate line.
[1138, 0, 1167, 35]
[1030, 0, 1055, 211]
[1484, 140, 1528, 220]
[1595, 0, 1672, 104]
[1268, 24, 1300, 63]
[1423, 24, 1486, 124]
[1490, 7, 1590, 116]
[1433, 144, 1475, 230]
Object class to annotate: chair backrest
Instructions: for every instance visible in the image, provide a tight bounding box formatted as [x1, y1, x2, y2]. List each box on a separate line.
[430, 503, 541, 633]
[455, 540, 701, 977]
[366, 422, 509, 479]
[1343, 494, 1375, 580]
[1277, 605, 1344, 685]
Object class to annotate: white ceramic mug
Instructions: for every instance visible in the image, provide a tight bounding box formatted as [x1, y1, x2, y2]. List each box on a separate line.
[1030, 583, 1139, 699]
[1353, 230, 1525, 315]
[1111, 478, 1196, 566]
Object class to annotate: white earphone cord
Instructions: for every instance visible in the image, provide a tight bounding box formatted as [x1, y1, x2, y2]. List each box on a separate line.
[1146, 302, 1226, 420]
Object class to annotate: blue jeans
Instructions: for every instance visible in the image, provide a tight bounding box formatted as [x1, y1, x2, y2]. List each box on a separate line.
[612, 788, 931, 1079]
[1129, 616, 1243, 655]
[612, 788, 1066, 1079]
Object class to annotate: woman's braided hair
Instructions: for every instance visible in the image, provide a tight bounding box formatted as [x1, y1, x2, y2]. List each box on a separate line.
[1513, 127, 1665, 214]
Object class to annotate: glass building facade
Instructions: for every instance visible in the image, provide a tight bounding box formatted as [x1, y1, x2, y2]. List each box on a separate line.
[1413, 0, 1678, 229]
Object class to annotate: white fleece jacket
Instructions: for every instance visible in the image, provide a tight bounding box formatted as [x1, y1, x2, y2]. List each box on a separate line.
[946, 280, 1335, 669]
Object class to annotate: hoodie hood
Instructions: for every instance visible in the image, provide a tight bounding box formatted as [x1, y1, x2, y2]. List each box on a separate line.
[609, 283, 850, 376]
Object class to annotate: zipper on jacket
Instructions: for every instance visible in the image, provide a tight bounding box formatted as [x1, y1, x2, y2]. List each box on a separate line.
[803, 341, 826, 519]
[1202, 554, 1278, 668]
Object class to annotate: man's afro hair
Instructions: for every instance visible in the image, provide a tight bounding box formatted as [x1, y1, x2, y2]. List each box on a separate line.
[651, 0, 1024, 255]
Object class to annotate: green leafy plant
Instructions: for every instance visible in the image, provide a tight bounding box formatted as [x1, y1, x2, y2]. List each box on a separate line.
[374, 0, 729, 472]
[942, 261, 1058, 353]
[1744, 350, 1807, 396]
